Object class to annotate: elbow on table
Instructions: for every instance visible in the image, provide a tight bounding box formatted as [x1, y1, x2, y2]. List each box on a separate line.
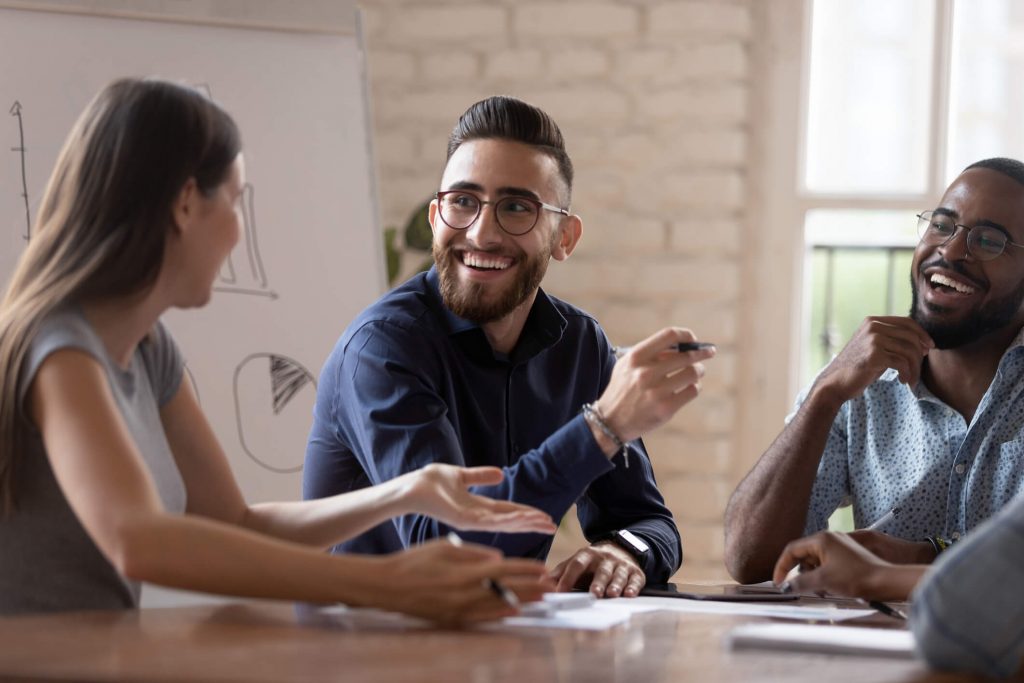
[104, 514, 174, 582]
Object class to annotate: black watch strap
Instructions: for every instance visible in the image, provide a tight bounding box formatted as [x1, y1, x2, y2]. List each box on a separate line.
[597, 529, 650, 566]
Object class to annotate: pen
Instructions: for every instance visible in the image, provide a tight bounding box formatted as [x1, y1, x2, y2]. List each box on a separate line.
[866, 506, 901, 531]
[613, 341, 716, 358]
[446, 532, 520, 609]
[858, 598, 908, 621]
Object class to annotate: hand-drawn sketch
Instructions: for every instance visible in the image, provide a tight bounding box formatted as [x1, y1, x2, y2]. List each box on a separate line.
[214, 180, 278, 299]
[9, 100, 30, 241]
[233, 352, 316, 473]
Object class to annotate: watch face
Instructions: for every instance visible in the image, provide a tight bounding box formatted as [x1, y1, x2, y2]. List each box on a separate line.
[616, 529, 650, 554]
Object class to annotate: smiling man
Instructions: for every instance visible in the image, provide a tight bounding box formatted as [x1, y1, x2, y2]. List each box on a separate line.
[303, 96, 714, 597]
[724, 157, 1024, 583]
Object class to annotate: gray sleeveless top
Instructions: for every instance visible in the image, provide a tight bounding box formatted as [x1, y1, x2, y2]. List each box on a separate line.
[0, 307, 186, 614]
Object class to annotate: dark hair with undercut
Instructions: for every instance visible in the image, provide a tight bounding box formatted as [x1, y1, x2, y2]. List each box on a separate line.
[964, 157, 1024, 186]
[446, 96, 574, 206]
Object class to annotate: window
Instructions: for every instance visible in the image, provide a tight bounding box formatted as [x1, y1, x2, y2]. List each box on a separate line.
[799, 0, 1024, 386]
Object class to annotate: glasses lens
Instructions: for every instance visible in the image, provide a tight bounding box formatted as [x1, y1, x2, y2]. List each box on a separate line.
[968, 227, 1006, 260]
[918, 212, 956, 243]
[495, 197, 540, 235]
[438, 192, 480, 229]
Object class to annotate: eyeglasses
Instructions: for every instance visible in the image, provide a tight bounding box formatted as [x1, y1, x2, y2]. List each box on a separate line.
[435, 190, 569, 236]
[916, 211, 1024, 261]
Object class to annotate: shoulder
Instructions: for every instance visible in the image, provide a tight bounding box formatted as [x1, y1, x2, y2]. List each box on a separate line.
[543, 290, 605, 338]
[25, 307, 106, 381]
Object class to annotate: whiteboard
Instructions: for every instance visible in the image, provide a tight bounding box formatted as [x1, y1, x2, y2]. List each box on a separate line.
[0, 7, 384, 508]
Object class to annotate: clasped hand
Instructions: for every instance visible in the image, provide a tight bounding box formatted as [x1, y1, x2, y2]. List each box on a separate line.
[549, 541, 645, 598]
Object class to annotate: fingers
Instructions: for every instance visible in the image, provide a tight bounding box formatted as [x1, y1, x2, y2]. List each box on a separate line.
[587, 557, 616, 597]
[771, 534, 825, 585]
[623, 571, 645, 597]
[459, 466, 505, 487]
[627, 326, 697, 361]
[554, 550, 593, 592]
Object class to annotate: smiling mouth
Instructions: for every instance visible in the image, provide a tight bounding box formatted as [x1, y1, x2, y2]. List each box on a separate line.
[458, 250, 514, 271]
[929, 272, 977, 295]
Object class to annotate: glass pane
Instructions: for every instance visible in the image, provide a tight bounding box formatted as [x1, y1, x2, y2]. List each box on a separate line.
[804, 0, 935, 194]
[947, 0, 1024, 182]
[802, 210, 918, 384]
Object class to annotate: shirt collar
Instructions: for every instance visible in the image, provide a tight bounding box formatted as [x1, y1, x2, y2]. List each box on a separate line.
[425, 266, 567, 363]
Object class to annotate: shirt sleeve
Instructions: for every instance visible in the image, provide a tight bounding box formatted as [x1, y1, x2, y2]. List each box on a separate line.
[140, 320, 185, 407]
[576, 437, 683, 582]
[911, 494, 1024, 679]
[306, 321, 615, 557]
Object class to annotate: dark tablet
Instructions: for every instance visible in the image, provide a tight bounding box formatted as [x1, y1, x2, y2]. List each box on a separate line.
[639, 582, 799, 602]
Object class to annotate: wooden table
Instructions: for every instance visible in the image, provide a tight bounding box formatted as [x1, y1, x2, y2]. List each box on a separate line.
[0, 601, 989, 682]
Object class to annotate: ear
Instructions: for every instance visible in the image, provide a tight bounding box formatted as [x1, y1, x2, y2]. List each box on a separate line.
[551, 214, 583, 261]
[427, 198, 440, 236]
[171, 178, 200, 234]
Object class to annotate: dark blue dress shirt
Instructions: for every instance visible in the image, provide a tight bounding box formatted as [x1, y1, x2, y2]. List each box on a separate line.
[303, 268, 681, 581]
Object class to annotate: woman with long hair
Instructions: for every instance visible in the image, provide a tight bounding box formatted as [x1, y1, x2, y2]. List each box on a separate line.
[0, 78, 555, 620]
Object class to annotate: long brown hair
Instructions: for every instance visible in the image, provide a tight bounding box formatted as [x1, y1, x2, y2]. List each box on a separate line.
[0, 78, 241, 512]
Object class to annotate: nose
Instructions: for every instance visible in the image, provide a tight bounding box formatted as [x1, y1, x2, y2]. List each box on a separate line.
[465, 201, 503, 246]
[939, 225, 973, 261]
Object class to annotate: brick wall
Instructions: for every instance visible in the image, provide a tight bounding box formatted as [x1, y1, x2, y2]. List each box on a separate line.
[362, 0, 753, 581]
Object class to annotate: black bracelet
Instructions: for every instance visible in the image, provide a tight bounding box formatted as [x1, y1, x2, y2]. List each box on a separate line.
[581, 402, 635, 468]
[925, 535, 950, 558]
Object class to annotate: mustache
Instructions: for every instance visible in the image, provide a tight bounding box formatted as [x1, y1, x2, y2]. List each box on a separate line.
[919, 257, 985, 289]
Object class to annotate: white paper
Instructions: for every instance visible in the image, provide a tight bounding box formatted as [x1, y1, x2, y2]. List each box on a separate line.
[629, 596, 876, 621]
[726, 623, 916, 659]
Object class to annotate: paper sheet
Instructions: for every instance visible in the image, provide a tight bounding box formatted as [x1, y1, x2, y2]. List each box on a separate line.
[726, 623, 916, 659]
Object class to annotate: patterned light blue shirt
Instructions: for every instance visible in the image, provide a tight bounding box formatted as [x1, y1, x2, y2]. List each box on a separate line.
[796, 328, 1024, 540]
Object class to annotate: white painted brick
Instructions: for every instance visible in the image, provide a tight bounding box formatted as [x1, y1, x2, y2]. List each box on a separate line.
[387, 6, 508, 42]
[673, 521, 725, 562]
[367, 50, 417, 83]
[655, 170, 745, 211]
[665, 129, 748, 166]
[648, 2, 751, 39]
[666, 396, 736, 435]
[645, 434, 732, 477]
[669, 219, 741, 255]
[579, 213, 666, 253]
[670, 302, 738, 344]
[636, 85, 747, 123]
[672, 561, 731, 583]
[373, 130, 420, 170]
[484, 48, 545, 81]
[515, 3, 640, 38]
[600, 303, 672, 345]
[518, 88, 631, 125]
[638, 259, 740, 299]
[614, 48, 672, 81]
[661, 476, 731, 522]
[547, 48, 611, 79]
[656, 43, 749, 83]
[375, 88, 494, 125]
[419, 52, 480, 82]
[700, 349, 736, 393]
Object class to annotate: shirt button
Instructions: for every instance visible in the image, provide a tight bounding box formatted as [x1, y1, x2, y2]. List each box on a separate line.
[954, 463, 966, 475]
[951, 531, 961, 540]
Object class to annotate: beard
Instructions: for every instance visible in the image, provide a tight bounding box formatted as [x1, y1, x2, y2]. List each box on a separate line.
[910, 259, 1024, 349]
[433, 241, 550, 324]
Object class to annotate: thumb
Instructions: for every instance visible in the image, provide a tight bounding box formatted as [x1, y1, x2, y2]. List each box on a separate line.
[459, 466, 505, 487]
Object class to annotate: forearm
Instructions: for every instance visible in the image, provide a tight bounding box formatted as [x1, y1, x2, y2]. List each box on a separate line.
[117, 511, 390, 605]
[243, 476, 409, 548]
[724, 387, 845, 582]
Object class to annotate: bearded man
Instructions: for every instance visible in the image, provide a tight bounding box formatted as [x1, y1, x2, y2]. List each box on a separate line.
[303, 97, 714, 597]
[724, 158, 1024, 584]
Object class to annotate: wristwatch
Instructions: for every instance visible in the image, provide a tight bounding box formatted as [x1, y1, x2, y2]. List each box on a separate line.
[596, 529, 650, 566]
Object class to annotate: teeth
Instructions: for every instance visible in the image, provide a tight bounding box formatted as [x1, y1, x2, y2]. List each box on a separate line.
[463, 252, 511, 270]
[931, 272, 976, 294]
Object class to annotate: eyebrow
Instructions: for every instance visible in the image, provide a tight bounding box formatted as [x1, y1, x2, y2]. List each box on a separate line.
[932, 207, 1012, 238]
[445, 181, 542, 201]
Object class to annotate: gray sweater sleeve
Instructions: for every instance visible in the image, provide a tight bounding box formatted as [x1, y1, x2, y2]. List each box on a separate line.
[911, 493, 1024, 678]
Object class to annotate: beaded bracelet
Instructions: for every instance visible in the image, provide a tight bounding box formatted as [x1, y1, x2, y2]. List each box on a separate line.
[925, 535, 950, 557]
[581, 402, 636, 468]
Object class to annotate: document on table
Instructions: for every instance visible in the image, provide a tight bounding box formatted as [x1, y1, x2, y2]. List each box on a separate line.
[629, 596, 875, 622]
[726, 623, 916, 659]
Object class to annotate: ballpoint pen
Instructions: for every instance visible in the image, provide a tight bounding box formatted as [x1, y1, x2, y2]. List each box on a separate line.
[446, 532, 520, 609]
[612, 341, 715, 358]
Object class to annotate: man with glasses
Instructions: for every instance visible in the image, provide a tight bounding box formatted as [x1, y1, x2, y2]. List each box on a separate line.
[303, 96, 713, 597]
[724, 157, 1024, 584]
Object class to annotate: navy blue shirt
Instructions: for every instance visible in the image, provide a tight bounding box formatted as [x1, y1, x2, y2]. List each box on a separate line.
[303, 268, 681, 581]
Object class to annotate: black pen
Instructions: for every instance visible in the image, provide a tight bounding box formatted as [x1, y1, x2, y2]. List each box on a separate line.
[613, 341, 716, 358]
[858, 598, 908, 621]
[446, 532, 520, 609]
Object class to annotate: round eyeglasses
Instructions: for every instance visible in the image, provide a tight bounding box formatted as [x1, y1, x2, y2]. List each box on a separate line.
[435, 190, 569, 236]
[916, 211, 1024, 261]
